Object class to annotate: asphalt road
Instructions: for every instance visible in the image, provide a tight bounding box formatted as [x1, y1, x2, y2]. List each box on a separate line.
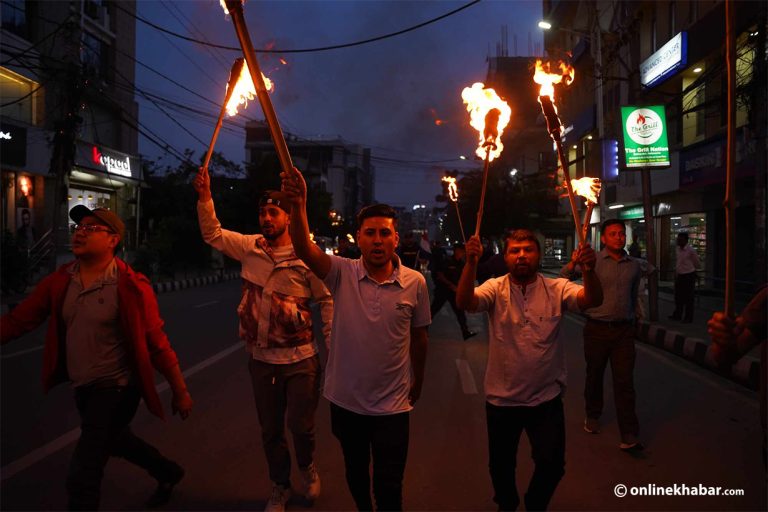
[1, 280, 764, 510]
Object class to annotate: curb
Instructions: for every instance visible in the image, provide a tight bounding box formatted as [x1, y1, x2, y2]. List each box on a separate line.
[1, 272, 241, 315]
[151, 272, 240, 294]
[637, 321, 760, 391]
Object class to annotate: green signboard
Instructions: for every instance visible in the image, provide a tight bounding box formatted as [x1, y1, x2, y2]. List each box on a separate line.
[620, 105, 670, 168]
[618, 206, 645, 220]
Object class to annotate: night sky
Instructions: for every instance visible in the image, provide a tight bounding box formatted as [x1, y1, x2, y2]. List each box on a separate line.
[135, 0, 542, 207]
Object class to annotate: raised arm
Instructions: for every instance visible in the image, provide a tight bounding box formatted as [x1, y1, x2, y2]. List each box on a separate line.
[280, 166, 331, 279]
[574, 244, 603, 310]
[456, 235, 483, 311]
[193, 166, 249, 260]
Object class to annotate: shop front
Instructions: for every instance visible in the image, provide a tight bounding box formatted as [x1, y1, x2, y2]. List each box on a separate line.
[0, 120, 51, 246]
[70, 141, 143, 250]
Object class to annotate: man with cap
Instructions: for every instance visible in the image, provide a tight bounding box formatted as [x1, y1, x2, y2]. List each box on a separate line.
[0, 205, 194, 510]
[194, 167, 332, 512]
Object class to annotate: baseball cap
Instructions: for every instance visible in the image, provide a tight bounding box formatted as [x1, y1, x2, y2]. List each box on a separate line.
[69, 205, 125, 240]
[258, 190, 289, 212]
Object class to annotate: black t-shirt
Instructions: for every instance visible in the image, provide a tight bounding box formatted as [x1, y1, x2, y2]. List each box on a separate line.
[436, 256, 464, 288]
[399, 245, 421, 269]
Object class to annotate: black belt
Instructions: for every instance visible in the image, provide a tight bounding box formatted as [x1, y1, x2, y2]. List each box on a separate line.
[586, 318, 635, 328]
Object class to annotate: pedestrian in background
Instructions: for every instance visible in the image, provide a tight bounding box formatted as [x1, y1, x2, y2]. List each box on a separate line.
[194, 167, 332, 512]
[457, 230, 602, 511]
[282, 165, 430, 511]
[0, 206, 193, 510]
[670, 232, 700, 323]
[430, 243, 476, 340]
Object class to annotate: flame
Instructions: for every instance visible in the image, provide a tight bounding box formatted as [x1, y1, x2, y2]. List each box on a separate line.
[219, 0, 243, 15]
[533, 60, 574, 101]
[461, 83, 511, 161]
[442, 176, 459, 202]
[225, 61, 273, 117]
[279, 58, 288, 66]
[570, 177, 602, 204]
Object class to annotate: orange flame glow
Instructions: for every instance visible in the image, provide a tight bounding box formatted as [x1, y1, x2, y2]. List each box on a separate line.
[442, 176, 459, 202]
[533, 60, 574, 101]
[279, 58, 288, 65]
[461, 83, 511, 161]
[570, 177, 602, 204]
[225, 61, 273, 117]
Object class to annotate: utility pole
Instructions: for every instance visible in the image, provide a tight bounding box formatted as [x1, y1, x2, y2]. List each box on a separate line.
[724, 0, 736, 316]
[641, 168, 658, 320]
[47, 13, 82, 273]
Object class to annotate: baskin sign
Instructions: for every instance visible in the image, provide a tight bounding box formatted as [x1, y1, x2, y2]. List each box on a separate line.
[640, 32, 687, 88]
[621, 106, 671, 168]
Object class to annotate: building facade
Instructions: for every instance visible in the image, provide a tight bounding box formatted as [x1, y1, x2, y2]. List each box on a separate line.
[1, 0, 142, 269]
[245, 120, 376, 227]
[541, 0, 766, 291]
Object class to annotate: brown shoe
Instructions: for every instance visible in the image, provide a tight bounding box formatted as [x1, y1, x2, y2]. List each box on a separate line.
[583, 418, 600, 434]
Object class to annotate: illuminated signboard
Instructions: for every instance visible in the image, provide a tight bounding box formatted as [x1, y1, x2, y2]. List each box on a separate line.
[640, 32, 687, 88]
[621, 105, 670, 168]
[74, 142, 140, 179]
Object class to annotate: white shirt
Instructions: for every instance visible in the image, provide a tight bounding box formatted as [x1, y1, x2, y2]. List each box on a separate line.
[470, 273, 582, 407]
[675, 244, 700, 275]
[322, 255, 431, 415]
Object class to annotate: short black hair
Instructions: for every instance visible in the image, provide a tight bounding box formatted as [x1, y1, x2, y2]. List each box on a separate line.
[504, 229, 541, 253]
[677, 232, 689, 241]
[600, 219, 625, 234]
[356, 204, 398, 230]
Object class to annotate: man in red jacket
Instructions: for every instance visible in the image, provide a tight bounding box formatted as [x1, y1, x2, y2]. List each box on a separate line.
[0, 206, 194, 510]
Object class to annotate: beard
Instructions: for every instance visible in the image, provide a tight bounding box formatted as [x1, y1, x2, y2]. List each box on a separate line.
[510, 262, 537, 281]
[262, 224, 286, 240]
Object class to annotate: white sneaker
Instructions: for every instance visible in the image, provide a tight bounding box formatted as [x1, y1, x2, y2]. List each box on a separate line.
[265, 484, 291, 512]
[300, 463, 321, 502]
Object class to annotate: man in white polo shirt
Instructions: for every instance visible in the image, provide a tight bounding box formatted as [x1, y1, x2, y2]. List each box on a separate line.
[456, 230, 602, 511]
[281, 165, 430, 511]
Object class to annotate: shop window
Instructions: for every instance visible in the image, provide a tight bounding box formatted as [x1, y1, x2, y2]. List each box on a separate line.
[81, 31, 110, 81]
[0, 68, 39, 124]
[735, 30, 756, 128]
[669, 213, 706, 271]
[1, 0, 26, 38]
[682, 76, 705, 145]
[67, 187, 113, 228]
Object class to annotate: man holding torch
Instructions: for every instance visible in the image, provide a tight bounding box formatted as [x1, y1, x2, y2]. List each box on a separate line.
[456, 231, 602, 511]
[560, 219, 653, 453]
[280, 165, 430, 512]
[194, 167, 332, 512]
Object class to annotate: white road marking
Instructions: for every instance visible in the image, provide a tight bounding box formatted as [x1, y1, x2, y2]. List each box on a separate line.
[1, 342, 243, 481]
[455, 358, 478, 394]
[1, 345, 44, 359]
[193, 300, 220, 309]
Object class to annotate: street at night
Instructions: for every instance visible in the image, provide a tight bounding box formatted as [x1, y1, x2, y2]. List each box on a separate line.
[1, 280, 764, 510]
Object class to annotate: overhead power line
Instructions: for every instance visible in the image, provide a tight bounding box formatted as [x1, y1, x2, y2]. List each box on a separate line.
[117, 0, 481, 53]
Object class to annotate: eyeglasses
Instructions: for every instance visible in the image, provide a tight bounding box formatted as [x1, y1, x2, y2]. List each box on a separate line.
[70, 224, 115, 235]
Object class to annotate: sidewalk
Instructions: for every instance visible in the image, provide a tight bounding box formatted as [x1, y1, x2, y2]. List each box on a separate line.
[541, 267, 761, 392]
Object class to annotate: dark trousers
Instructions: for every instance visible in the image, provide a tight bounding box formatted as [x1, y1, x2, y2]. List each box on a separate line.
[583, 321, 639, 442]
[330, 403, 409, 511]
[67, 385, 179, 510]
[430, 287, 468, 334]
[248, 355, 321, 486]
[672, 272, 697, 321]
[486, 397, 565, 511]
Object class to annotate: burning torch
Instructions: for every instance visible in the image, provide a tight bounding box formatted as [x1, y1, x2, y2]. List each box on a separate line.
[223, 0, 293, 173]
[570, 177, 602, 241]
[202, 58, 246, 170]
[533, 60, 586, 245]
[442, 175, 466, 243]
[461, 83, 511, 237]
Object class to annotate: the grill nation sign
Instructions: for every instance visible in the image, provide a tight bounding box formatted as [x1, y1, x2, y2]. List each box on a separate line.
[620, 105, 670, 168]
